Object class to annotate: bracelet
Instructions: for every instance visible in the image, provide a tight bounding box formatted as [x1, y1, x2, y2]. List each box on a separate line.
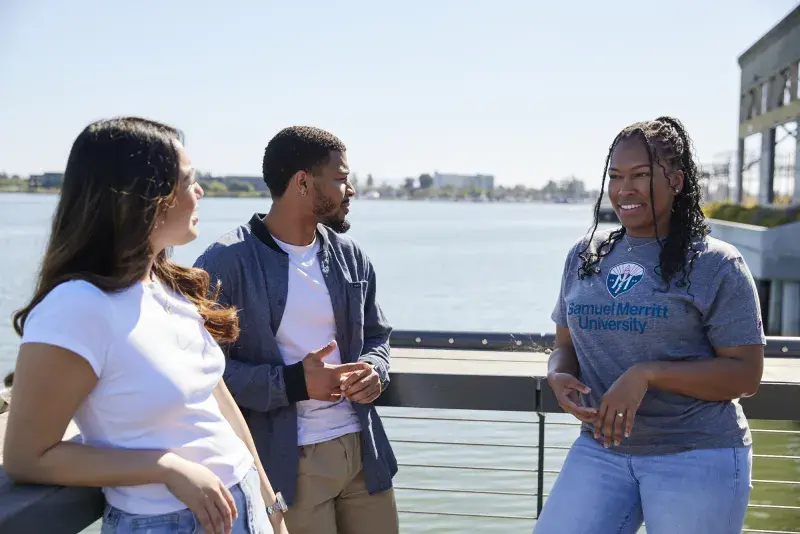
[266, 492, 288, 517]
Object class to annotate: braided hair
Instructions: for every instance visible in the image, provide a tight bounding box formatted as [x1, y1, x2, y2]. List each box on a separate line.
[577, 116, 709, 293]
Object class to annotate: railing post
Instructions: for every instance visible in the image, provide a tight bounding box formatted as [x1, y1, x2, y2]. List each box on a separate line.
[535, 378, 545, 518]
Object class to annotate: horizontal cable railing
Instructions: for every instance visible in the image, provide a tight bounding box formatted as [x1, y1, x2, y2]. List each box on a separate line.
[381, 329, 800, 533]
[1, 329, 798, 533]
[382, 410, 542, 527]
[380, 407, 800, 533]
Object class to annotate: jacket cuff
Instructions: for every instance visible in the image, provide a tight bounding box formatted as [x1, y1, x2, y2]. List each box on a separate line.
[360, 355, 390, 389]
[284, 361, 309, 403]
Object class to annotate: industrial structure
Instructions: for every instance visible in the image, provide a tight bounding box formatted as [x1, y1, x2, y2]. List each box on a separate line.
[734, 4, 800, 205]
[707, 4, 800, 337]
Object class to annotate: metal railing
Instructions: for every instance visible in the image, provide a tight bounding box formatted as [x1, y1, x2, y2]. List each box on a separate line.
[379, 330, 800, 533]
[389, 329, 800, 358]
[0, 329, 798, 533]
[381, 411, 800, 533]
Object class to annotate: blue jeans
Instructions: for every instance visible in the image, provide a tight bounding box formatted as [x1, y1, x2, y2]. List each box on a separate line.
[534, 434, 752, 534]
[101, 467, 272, 533]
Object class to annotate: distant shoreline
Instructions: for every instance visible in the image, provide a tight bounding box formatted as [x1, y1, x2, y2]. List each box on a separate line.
[0, 188, 597, 204]
[0, 188, 268, 199]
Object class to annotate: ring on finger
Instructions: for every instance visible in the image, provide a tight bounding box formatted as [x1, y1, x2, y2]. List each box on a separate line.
[616, 411, 624, 418]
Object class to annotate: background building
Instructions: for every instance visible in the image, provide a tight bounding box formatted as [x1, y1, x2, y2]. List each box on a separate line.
[432, 172, 494, 191]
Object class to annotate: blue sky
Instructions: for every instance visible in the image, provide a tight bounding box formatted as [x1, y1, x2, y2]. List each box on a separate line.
[0, 0, 797, 186]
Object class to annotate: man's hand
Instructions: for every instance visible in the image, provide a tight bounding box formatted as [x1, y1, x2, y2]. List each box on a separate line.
[339, 362, 382, 404]
[301, 341, 364, 402]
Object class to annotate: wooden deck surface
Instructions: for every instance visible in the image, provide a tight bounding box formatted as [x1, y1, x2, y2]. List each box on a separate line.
[390, 348, 800, 383]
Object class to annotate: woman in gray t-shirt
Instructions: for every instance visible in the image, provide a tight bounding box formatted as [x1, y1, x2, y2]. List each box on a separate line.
[534, 116, 764, 534]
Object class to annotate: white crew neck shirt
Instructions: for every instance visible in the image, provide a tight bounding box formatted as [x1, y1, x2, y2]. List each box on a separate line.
[21, 279, 253, 514]
[271, 234, 361, 446]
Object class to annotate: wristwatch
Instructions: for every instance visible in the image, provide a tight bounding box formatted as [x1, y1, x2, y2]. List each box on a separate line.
[266, 492, 288, 517]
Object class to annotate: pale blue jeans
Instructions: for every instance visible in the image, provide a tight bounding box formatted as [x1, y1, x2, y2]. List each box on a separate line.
[101, 467, 272, 534]
[534, 434, 752, 534]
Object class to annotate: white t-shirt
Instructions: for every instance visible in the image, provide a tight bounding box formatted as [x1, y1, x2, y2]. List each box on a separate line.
[272, 235, 362, 446]
[21, 279, 253, 514]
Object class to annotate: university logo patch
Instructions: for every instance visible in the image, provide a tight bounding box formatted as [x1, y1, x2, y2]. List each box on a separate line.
[606, 262, 645, 298]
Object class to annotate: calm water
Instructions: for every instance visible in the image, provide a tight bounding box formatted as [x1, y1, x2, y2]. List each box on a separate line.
[0, 193, 797, 533]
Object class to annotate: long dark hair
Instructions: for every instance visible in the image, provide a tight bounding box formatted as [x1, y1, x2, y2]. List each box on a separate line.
[578, 116, 709, 292]
[12, 117, 238, 343]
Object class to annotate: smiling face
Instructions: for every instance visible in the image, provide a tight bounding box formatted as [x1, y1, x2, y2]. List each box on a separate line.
[607, 134, 684, 238]
[309, 150, 355, 233]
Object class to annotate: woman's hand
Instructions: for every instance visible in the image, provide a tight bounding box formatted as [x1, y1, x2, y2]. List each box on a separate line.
[270, 513, 289, 534]
[161, 454, 238, 534]
[594, 366, 649, 448]
[262, 488, 289, 534]
[547, 372, 597, 423]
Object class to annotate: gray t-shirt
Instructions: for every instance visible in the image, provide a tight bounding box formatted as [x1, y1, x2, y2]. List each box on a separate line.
[552, 230, 766, 455]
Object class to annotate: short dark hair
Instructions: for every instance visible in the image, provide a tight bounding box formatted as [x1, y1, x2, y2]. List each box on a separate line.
[262, 126, 346, 197]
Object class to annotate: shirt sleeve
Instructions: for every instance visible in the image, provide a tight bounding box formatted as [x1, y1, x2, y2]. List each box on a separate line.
[551, 241, 579, 328]
[21, 280, 114, 377]
[703, 257, 766, 347]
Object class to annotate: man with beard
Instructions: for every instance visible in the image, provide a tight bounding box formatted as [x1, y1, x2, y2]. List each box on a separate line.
[193, 126, 399, 534]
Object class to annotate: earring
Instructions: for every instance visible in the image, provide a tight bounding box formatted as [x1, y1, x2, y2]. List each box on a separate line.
[674, 188, 680, 194]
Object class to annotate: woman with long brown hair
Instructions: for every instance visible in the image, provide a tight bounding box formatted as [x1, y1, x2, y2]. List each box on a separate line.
[3, 117, 288, 534]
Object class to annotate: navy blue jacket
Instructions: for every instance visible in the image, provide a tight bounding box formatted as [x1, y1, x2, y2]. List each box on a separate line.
[194, 213, 397, 505]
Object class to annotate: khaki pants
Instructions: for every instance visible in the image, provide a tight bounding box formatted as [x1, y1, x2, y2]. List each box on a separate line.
[284, 432, 399, 534]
